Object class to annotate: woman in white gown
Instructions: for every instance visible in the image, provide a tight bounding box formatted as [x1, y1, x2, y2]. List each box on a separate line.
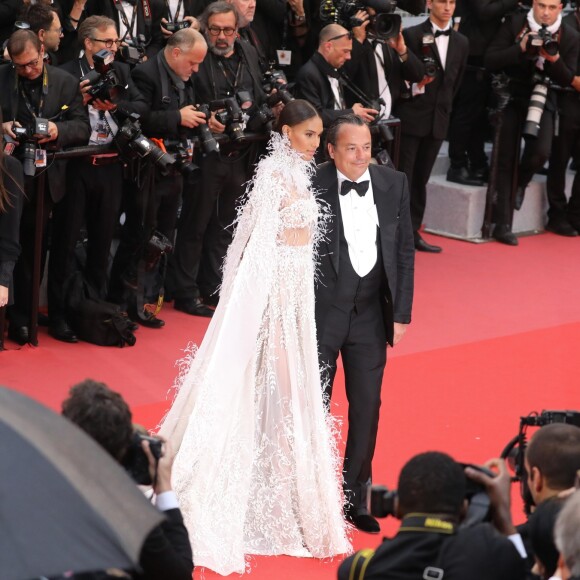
[158, 100, 352, 575]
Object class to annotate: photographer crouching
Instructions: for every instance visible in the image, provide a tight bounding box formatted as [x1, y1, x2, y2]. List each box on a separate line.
[61, 379, 194, 580]
[338, 452, 527, 580]
[484, 0, 580, 246]
[108, 26, 208, 327]
[50, 16, 149, 336]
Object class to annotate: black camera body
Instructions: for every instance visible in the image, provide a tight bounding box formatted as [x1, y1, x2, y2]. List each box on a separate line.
[526, 25, 559, 58]
[9, 118, 50, 177]
[210, 97, 246, 143]
[81, 49, 125, 102]
[421, 34, 439, 78]
[262, 67, 294, 106]
[163, 20, 191, 32]
[123, 431, 163, 485]
[193, 104, 220, 154]
[118, 42, 146, 66]
[245, 103, 276, 132]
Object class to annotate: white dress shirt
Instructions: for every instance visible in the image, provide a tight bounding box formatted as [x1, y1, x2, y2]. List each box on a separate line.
[337, 168, 379, 277]
[328, 76, 344, 110]
[118, 0, 138, 42]
[432, 21, 451, 70]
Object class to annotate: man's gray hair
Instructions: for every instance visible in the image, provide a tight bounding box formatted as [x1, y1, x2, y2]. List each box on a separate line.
[554, 491, 580, 576]
[166, 27, 206, 51]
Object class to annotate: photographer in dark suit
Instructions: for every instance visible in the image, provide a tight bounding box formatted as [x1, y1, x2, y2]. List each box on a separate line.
[108, 26, 207, 326]
[393, 0, 468, 253]
[338, 452, 527, 580]
[0, 29, 90, 344]
[484, 0, 579, 245]
[53, 16, 148, 324]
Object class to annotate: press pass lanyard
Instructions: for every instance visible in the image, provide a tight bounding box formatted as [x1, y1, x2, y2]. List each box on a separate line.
[165, 0, 183, 23]
[216, 56, 243, 93]
[19, 66, 49, 120]
[113, 0, 139, 43]
[398, 514, 457, 535]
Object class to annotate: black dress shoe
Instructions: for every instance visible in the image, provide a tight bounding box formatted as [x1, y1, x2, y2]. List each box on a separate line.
[569, 220, 580, 233]
[414, 233, 442, 253]
[545, 219, 579, 237]
[345, 511, 380, 534]
[446, 166, 484, 187]
[493, 224, 518, 246]
[469, 165, 489, 184]
[174, 298, 214, 318]
[128, 309, 165, 328]
[8, 325, 30, 345]
[49, 319, 79, 343]
[202, 293, 220, 307]
[514, 185, 526, 211]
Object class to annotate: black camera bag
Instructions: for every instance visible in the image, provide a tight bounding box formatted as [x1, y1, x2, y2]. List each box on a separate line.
[65, 271, 137, 347]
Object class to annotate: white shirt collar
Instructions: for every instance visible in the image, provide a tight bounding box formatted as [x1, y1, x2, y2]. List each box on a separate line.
[336, 168, 371, 185]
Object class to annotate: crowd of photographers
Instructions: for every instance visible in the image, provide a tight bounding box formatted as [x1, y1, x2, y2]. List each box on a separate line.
[1, 0, 580, 344]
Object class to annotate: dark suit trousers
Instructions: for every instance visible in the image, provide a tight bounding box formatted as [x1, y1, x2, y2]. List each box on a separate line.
[547, 114, 580, 222]
[318, 299, 387, 511]
[398, 134, 444, 233]
[167, 154, 246, 301]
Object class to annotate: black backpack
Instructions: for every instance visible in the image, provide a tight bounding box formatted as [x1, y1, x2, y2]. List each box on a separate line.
[65, 272, 137, 347]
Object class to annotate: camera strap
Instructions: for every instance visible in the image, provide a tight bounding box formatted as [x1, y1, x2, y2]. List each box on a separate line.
[399, 514, 458, 535]
[217, 56, 243, 93]
[164, 0, 183, 23]
[18, 66, 48, 120]
[113, 0, 151, 45]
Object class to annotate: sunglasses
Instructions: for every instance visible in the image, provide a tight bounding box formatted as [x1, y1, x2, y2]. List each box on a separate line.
[327, 31, 353, 42]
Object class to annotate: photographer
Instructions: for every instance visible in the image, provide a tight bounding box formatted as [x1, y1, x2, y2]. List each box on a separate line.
[392, 0, 468, 254]
[159, 0, 203, 41]
[484, 0, 580, 245]
[16, 3, 64, 66]
[50, 16, 148, 323]
[61, 379, 194, 580]
[0, 29, 90, 345]
[338, 452, 527, 580]
[165, 1, 268, 315]
[108, 26, 208, 326]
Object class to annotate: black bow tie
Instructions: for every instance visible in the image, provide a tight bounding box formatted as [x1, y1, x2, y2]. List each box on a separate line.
[434, 29, 451, 38]
[340, 180, 369, 197]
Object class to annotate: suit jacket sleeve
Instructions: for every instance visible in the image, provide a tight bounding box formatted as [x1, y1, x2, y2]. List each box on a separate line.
[138, 507, 194, 580]
[484, 17, 529, 71]
[544, 25, 579, 88]
[471, 0, 520, 21]
[400, 47, 424, 84]
[394, 171, 414, 324]
[114, 62, 150, 120]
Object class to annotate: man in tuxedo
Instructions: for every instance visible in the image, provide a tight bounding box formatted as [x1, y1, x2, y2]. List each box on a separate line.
[0, 29, 89, 344]
[393, 0, 468, 253]
[313, 114, 414, 533]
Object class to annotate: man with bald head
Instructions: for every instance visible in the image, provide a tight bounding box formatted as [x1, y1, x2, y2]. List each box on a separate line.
[295, 24, 378, 127]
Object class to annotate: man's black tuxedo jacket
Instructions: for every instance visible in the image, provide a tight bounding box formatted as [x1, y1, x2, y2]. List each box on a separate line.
[344, 40, 424, 109]
[131, 51, 196, 139]
[0, 64, 90, 203]
[393, 20, 468, 140]
[60, 57, 149, 121]
[313, 162, 414, 346]
[294, 52, 355, 127]
[484, 11, 579, 106]
[560, 13, 580, 121]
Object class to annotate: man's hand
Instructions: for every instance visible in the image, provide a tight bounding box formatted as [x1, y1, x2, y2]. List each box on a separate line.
[392, 322, 408, 346]
[142, 436, 174, 495]
[0, 285, 8, 308]
[179, 105, 207, 128]
[352, 9, 370, 44]
[92, 98, 117, 112]
[416, 75, 435, 90]
[208, 111, 226, 134]
[160, 18, 173, 38]
[572, 76, 580, 92]
[387, 30, 407, 58]
[352, 103, 378, 123]
[520, 32, 531, 53]
[2, 121, 19, 139]
[37, 121, 58, 144]
[539, 46, 559, 63]
[465, 458, 516, 536]
[80, 78, 94, 106]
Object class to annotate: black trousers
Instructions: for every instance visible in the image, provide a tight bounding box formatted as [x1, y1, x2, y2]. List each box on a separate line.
[49, 160, 124, 316]
[318, 299, 387, 512]
[494, 103, 554, 226]
[8, 177, 54, 327]
[166, 153, 247, 301]
[109, 171, 182, 306]
[546, 113, 580, 223]
[398, 134, 444, 233]
[448, 63, 490, 171]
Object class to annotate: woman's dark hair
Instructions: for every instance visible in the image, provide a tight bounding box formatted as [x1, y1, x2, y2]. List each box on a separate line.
[325, 113, 366, 147]
[275, 99, 320, 134]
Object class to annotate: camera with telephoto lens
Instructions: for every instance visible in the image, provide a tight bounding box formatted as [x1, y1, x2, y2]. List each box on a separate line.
[525, 25, 559, 58]
[370, 463, 494, 528]
[262, 67, 294, 106]
[163, 137, 199, 179]
[8, 118, 50, 177]
[80, 49, 125, 103]
[115, 113, 197, 176]
[319, 0, 401, 41]
[193, 104, 219, 154]
[123, 430, 163, 485]
[421, 34, 438, 78]
[163, 20, 191, 32]
[245, 103, 276, 132]
[523, 73, 550, 138]
[210, 97, 246, 143]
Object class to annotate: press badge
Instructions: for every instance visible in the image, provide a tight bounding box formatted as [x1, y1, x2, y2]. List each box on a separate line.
[277, 50, 292, 65]
[95, 117, 109, 143]
[35, 148, 47, 168]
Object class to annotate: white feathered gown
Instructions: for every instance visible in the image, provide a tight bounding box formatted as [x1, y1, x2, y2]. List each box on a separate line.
[158, 134, 351, 575]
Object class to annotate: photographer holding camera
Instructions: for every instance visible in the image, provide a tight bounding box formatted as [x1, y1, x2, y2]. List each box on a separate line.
[165, 1, 270, 315]
[392, 0, 468, 254]
[61, 379, 194, 580]
[483, 0, 579, 245]
[107, 26, 207, 326]
[338, 451, 527, 580]
[48, 16, 149, 328]
[0, 29, 90, 345]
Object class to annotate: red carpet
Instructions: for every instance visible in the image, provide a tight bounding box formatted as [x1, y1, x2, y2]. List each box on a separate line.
[2, 230, 580, 579]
